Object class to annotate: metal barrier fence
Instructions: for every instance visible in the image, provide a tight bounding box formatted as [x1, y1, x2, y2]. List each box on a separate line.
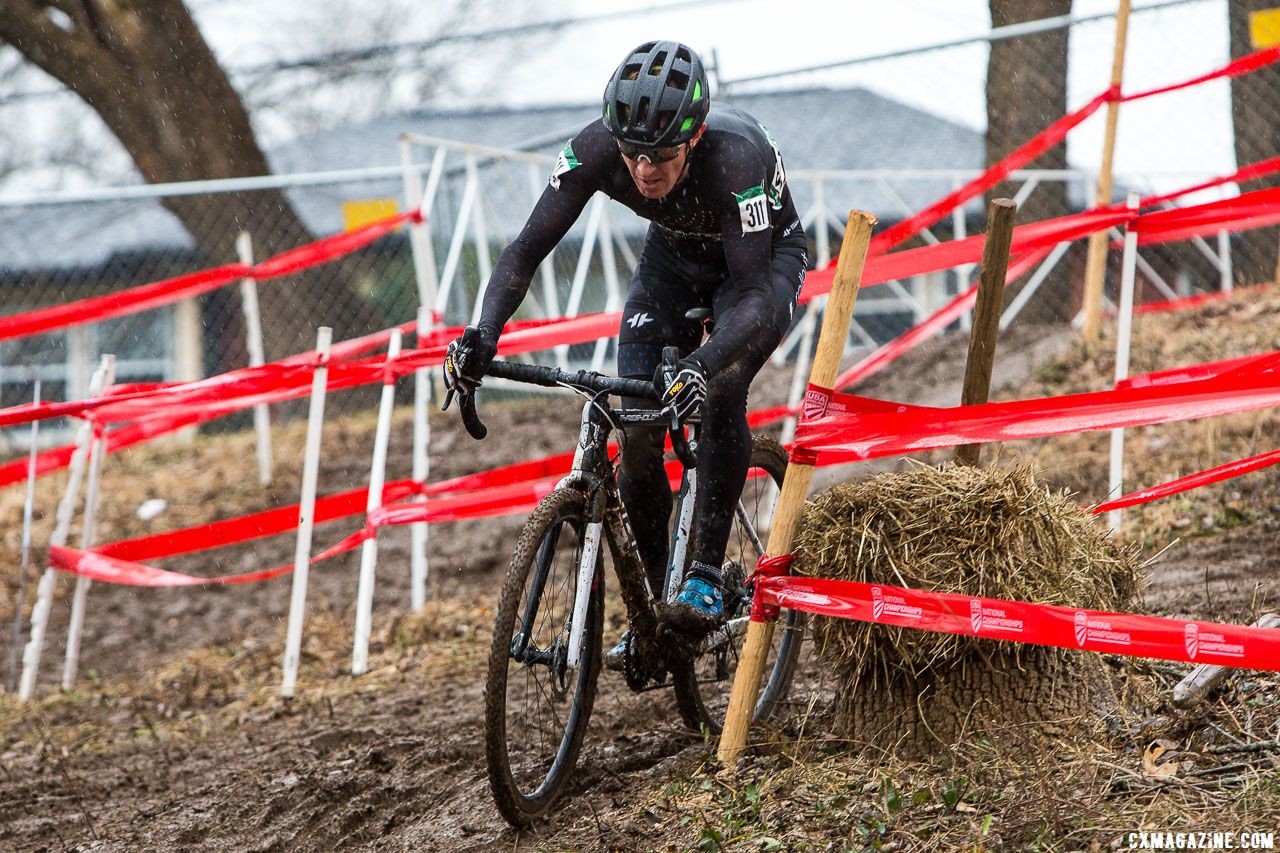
[0, 154, 1238, 451]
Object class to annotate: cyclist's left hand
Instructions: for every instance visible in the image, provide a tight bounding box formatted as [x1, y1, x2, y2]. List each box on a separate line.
[654, 357, 707, 422]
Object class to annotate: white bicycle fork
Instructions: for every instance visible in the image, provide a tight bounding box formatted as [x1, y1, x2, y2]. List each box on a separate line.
[565, 520, 604, 670]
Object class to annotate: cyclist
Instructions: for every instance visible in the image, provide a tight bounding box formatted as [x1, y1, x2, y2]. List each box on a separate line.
[444, 40, 806, 642]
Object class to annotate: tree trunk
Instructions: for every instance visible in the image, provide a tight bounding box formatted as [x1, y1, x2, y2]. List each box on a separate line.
[0, 1, 384, 362]
[1228, 1, 1280, 287]
[986, 0, 1074, 321]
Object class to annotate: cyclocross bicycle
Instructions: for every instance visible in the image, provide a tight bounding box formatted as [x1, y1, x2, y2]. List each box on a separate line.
[446, 349, 803, 828]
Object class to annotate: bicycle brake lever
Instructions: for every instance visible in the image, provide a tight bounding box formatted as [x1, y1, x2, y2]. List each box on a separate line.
[668, 412, 697, 469]
[459, 389, 488, 440]
[441, 384, 456, 412]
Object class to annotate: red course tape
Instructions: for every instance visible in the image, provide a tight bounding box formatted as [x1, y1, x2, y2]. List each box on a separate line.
[795, 362, 1280, 464]
[758, 575, 1280, 671]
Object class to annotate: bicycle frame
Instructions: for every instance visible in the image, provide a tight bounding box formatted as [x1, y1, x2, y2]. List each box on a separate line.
[554, 394, 703, 678]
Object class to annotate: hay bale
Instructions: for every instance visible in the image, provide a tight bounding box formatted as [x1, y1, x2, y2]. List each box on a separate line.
[796, 462, 1142, 755]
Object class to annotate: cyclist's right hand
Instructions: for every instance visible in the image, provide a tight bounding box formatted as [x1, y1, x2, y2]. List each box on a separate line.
[653, 356, 707, 424]
[442, 326, 498, 402]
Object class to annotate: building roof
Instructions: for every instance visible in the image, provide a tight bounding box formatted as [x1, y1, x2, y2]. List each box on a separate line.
[0, 86, 992, 271]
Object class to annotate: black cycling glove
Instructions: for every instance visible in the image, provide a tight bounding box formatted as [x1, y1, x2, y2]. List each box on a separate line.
[443, 326, 498, 395]
[653, 357, 707, 423]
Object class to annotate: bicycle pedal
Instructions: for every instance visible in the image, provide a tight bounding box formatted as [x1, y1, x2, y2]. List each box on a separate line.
[655, 604, 722, 658]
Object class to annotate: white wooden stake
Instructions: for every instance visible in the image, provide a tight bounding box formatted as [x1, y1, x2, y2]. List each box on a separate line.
[6, 380, 41, 694]
[280, 328, 333, 698]
[352, 330, 402, 675]
[19, 360, 111, 701]
[411, 307, 432, 611]
[61, 356, 116, 690]
[237, 231, 273, 486]
[1108, 192, 1141, 534]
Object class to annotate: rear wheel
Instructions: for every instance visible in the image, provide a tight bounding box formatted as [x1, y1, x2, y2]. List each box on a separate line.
[484, 488, 604, 828]
[672, 435, 803, 734]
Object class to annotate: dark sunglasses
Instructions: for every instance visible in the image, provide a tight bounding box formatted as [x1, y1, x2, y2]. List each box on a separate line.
[617, 140, 685, 164]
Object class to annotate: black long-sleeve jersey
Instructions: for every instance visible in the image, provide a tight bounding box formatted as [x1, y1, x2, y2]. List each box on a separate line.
[476, 104, 804, 377]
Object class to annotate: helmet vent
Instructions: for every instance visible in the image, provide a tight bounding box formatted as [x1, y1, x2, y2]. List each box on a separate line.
[637, 97, 651, 123]
[649, 51, 668, 74]
[675, 46, 692, 63]
[666, 69, 688, 90]
[622, 63, 641, 81]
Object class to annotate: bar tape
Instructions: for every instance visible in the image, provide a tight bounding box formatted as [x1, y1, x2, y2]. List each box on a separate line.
[756, 575, 1280, 671]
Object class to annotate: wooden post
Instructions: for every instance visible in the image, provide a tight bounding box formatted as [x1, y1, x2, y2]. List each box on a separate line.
[955, 199, 1018, 467]
[716, 210, 876, 766]
[1081, 0, 1132, 343]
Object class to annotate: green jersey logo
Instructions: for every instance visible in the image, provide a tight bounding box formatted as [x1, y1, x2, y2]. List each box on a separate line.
[549, 142, 580, 190]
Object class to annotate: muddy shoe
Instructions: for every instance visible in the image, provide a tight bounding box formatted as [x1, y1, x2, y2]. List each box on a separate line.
[604, 631, 630, 672]
[660, 576, 725, 637]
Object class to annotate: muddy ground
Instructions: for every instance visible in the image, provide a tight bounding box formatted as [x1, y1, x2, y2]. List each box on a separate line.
[1, 317, 1278, 851]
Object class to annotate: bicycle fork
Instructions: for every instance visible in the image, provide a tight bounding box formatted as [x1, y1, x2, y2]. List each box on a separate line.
[565, 491, 605, 671]
[560, 481, 657, 673]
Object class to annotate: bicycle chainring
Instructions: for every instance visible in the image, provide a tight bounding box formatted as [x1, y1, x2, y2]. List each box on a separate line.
[721, 560, 747, 616]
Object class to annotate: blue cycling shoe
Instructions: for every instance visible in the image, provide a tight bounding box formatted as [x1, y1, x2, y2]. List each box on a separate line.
[672, 575, 724, 623]
[604, 631, 630, 672]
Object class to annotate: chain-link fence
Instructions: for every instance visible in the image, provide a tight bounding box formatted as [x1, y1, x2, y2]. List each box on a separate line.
[723, 0, 1274, 323]
[0, 0, 1274, 451]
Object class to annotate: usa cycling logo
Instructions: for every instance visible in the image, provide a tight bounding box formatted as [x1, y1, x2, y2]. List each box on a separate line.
[626, 312, 653, 329]
[1184, 623, 1199, 659]
[1074, 611, 1089, 646]
[871, 586, 884, 620]
[969, 599, 983, 634]
[802, 387, 830, 421]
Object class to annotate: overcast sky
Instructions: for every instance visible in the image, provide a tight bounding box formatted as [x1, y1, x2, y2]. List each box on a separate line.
[1, 0, 1236, 199]
[195, 0, 1236, 194]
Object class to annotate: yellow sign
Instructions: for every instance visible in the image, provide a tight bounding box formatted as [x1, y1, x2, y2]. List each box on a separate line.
[342, 198, 400, 232]
[1250, 7, 1280, 49]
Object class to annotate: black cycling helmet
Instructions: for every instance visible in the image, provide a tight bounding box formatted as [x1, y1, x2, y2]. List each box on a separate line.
[602, 41, 709, 148]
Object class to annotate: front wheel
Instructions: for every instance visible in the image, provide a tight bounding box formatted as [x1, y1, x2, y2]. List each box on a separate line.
[672, 435, 803, 735]
[484, 488, 604, 828]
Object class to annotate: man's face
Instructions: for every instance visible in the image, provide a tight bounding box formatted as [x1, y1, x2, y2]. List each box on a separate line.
[619, 143, 689, 199]
[617, 127, 703, 199]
